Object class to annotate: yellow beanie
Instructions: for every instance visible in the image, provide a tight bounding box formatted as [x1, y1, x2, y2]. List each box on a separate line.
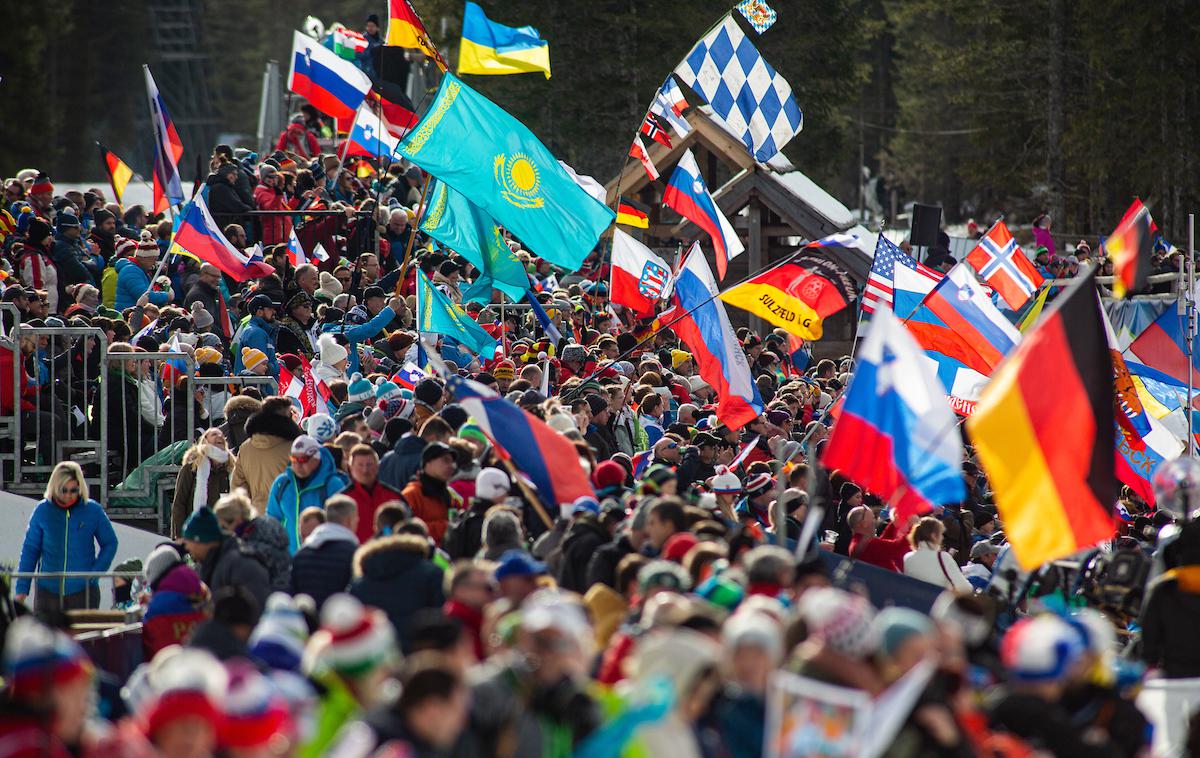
[194, 347, 222, 365]
[241, 346, 267, 371]
[671, 349, 692, 369]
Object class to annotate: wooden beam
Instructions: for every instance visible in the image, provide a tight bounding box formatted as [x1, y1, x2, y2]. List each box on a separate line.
[747, 196, 764, 334]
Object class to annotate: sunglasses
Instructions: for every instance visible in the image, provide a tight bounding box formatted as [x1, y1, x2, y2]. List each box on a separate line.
[663, 441, 679, 450]
[61, 486, 80, 495]
[290, 454, 314, 464]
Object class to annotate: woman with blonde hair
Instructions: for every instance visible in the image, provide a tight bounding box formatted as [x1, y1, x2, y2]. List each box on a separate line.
[171, 427, 235, 538]
[14, 461, 118, 612]
[902, 516, 972, 592]
[213, 487, 291, 590]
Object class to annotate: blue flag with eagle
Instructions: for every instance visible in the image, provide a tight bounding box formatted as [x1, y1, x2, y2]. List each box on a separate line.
[395, 72, 614, 270]
[416, 268, 498, 359]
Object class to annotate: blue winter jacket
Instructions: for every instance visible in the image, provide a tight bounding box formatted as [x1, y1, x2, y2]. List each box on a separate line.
[16, 498, 119, 596]
[266, 447, 349, 553]
[114, 258, 169, 312]
[236, 315, 280, 377]
[321, 306, 396, 377]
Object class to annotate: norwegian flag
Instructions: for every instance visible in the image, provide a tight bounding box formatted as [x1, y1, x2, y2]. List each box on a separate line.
[860, 235, 942, 317]
[640, 112, 673, 148]
[966, 220, 1044, 311]
[629, 135, 659, 181]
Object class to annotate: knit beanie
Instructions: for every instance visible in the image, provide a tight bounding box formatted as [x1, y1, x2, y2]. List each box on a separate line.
[381, 397, 413, 421]
[710, 466, 742, 494]
[249, 594, 311, 672]
[592, 460, 626, 491]
[304, 413, 337, 443]
[872, 606, 934, 659]
[317, 271, 342, 301]
[346, 372, 374, 403]
[476, 467, 510, 501]
[128, 647, 227, 739]
[25, 218, 51, 246]
[413, 377, 444, 407]
[492, 359, 515, 380]
[671, 349, 692, 369]
[318, 333, 349, 365]
[744, 472, 773, 497]
[374, 379, 402, 402]
[56, 209, 81, 231]
[221, 662, 292, 749]
[723, 611, 784, 664]
[2, 617, 93, 700]
[145, 544, 184, 589]
[561, 343, 587, 364]
[303, 594, 396, 679]
[190, 301, 214, 330]
[458, 423, 488, 448]
[241, 347, 268, 372]
[194, 346, 223, 366]
[182, 507, 223, 543]
[797, 587, 879, 659]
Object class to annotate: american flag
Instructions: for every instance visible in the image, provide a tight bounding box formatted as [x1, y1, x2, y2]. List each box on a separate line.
[860, 235, 942, 317]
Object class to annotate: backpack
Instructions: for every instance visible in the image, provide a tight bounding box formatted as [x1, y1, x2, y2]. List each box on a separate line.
[443, 508, 485, 560]
[101, 265, 118, 308]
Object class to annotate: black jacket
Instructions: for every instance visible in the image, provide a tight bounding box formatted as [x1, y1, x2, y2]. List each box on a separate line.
[184, 280, 223, 326]
[201, 536, 271, 610]
[556, 516, 611, 594]
[585, 534, 636, 589]
[442, 498, 490, 560]
[218, 396, 262, 453]
[97, 368, 156, 474]
[205, 174, 253, 224]
[349, 535, 444, 651]
[290, 523, 358, 610]
[676, 449, 716, 490]
[1140, 566, 1200, 678]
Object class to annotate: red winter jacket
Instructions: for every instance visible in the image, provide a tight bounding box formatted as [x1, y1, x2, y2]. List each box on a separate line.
[252, 184, 298, 247]
[344, 478, 405, 543]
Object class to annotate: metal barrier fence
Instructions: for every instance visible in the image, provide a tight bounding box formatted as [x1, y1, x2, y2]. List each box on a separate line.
[7, 570, 145, 612]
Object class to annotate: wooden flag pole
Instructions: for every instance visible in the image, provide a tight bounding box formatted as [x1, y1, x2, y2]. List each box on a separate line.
[394, 173, 433, 295]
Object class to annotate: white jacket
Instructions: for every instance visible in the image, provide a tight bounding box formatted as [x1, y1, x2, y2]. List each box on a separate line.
[903, 543, 972, 592]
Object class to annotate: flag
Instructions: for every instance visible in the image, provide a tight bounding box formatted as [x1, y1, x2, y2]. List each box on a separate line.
[288, 31, 372, 120]
[416, 268, 498, 359]
[312, 242, 330, 262]
[823, 308, 965, 522]
[558, 160, 606, 204]
[332, 26, 368, 59]
[967, 273, 1116, 571]
[966, 220, 1043, 310]
[169, 194, 276, 282]
[1108, 199, 1158, 299]
[386, 0, 448, 69]
[662, 243, 763, 429]
[786, 333, 810, 373]
[421, 179, 530, 302]
[651, 76, 691, 139]
[451, 376, 594, 509]
[673, 15, 802, 162]
[663, 149, 745, 280]
[534, 273, 559, 294]
[718, 254, 855, 341]
[860, 234, 942, 317]
[216, 293, 234, 339]
[144, 66, 185, 215]
[630, 450, 652, 480]
[133, 318, 158, 345]
[372, 52, 421, 135]
[97, 143, 135, 204]
[629, 136, 660, 181]
[344, 101, 401, 158]
[639, 112, 672, 148]
[286, 229, 308, 267]
[278, 361, 305, 403]
[459, 1, 551, 79]
[736, 0, 778, 33]
[526, 290, 563, 342]
[161, 335, 189, 384]
[1016, 287, 1049, 333]
[1127, 302, 1199, 387]
[919, 264, 1021, 372]
[395, 73, 615, 272]
[616, 198, 649, 229]
[393, 362, 427, 390]
[610, 229, 673, 317]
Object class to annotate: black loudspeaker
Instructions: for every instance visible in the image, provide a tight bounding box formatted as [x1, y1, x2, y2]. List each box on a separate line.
[910, 204, 943, 248]
[378, 46, 411, 89]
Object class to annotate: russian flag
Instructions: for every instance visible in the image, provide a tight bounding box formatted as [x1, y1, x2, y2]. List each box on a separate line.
[169, 194, 275, 282]
[661, 242, 762, 430]
[662, 149, 744, 280]
[1128, 303, 1200, 387]
[144, 66, 185, 214]
[822, 307, 966, 522]
[343, 101, 402, 159]
[452, 375, 595, 508]
[288, 31, 371, 120]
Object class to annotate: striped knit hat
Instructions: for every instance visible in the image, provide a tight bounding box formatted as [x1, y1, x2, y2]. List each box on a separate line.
[249, 593, 311, 672]
[127, 647, 228, 739]
[3, 617, 93, 699]
[303, 594, 397, 679]
[221, 661, 292, 749]
[797, 587, 879, 659]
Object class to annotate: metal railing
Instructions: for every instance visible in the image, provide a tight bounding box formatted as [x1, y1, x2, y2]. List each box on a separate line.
[7, 570, 145, 613]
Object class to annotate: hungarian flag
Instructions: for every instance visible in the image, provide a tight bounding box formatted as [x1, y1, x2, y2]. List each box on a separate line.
[333, 26, 368, 59]
[616, 198, 649, 229]
[386, 0, 448, 70]
[97, 143, 134, 204]
[718, 254, 855, 341]
[967, 272, 1115, 570]
[1107, 198, 1157, 299]
[610, 229, 672, 317]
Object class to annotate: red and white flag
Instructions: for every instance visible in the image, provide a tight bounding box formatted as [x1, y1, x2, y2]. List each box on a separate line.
[610, 229, 673, 317]
[629, 136, 659, 181]
[966, 220, 1044, 311]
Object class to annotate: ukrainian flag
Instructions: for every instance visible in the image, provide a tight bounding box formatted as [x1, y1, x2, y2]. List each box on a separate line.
[458, 1, 551, 79]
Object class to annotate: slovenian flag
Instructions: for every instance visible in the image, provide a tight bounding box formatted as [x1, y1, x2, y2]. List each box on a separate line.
[344, 101, 402, 159]
[393, 362, 427, 390]
[286, 229, 308, 266]
[288, 30, 372, 120]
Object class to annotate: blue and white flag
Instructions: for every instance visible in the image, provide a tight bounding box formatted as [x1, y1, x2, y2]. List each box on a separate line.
[673, 15, 802, 162]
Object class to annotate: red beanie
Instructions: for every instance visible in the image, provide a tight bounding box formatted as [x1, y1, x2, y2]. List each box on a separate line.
[663, 532, 700, 564]
[592, 460, 626, 490]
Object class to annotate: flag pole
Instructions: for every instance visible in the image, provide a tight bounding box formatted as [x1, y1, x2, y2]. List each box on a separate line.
[1189, 212, 1196, 457]
[395, 173, 433, 291]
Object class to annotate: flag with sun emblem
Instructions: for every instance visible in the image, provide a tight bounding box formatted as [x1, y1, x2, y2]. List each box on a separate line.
[395, 72, 614, 271]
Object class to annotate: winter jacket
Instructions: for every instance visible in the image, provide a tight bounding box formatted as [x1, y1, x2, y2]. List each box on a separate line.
[235, 315, 279, 377]
[676, 449, 716, 490]
[343, 478, 405, 543]
[51, 233, 95, 293]
[379, 435, 426, 490]
[320, 305, 397, 377]
[15, 241, 59, 313]
[199, 535, 272, 609]
[903, 543, 972, 592]
[113, 257, 168, 312]
[170, 457, 232, 538]
[219, 396, 262, 453]
[1141, 565, 1200, 678]
[402, 474, 463, 545]
[290, 522, 358, 610]
[585, 535, 636, 590]
[584, 421, 616, 461]
[349, 535, 445, 651]
[232, 410, 303, 512]
[555, 516, 611, 594]
[267, 446, 350, 553]
[15, 498, 118, 596]
[183, 280, 225, 332]
[253, 183, 298, 247]
[442, 499, 490, 560]
[205, 173, 253, 226]
[276, 123, 320, 159]
[238, 515, 293, 590]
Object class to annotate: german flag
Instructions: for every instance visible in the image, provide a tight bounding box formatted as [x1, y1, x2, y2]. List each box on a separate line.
[616, 198, 649, 229]
[1107, 198, 1157, 299]
[966, 272, 1115, 570]
[97, 142, 134, 204]
[717, 255, 855, 341]
[386, 0, 448, 70]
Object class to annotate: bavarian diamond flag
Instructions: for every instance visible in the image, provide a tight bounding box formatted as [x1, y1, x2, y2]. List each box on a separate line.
[396, 72, 614, 271]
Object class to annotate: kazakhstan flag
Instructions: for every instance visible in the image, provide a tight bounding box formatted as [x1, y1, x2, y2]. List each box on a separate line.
[396, 72, 614, 272]
[417, 268, 498, 359]
[459, 1, 551, 79]
[421, 179, 530, 303]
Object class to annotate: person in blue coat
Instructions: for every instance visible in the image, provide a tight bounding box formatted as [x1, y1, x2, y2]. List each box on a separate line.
[113, 241, 170, 311]
[321, 290, 405, 377]
[15, 461, 118, 614]
[267, 434, 349, 553]
[235, 293, 281, 377]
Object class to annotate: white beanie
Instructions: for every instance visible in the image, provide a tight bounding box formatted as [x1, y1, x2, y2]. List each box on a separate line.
[304, 413, 337, 443]
[318, 333, 349, 366]
[145, 544, 183, 588]
[475, 467, 511, 501]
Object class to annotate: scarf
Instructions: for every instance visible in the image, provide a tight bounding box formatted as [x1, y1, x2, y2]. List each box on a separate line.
[193, 445, 230, 513]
